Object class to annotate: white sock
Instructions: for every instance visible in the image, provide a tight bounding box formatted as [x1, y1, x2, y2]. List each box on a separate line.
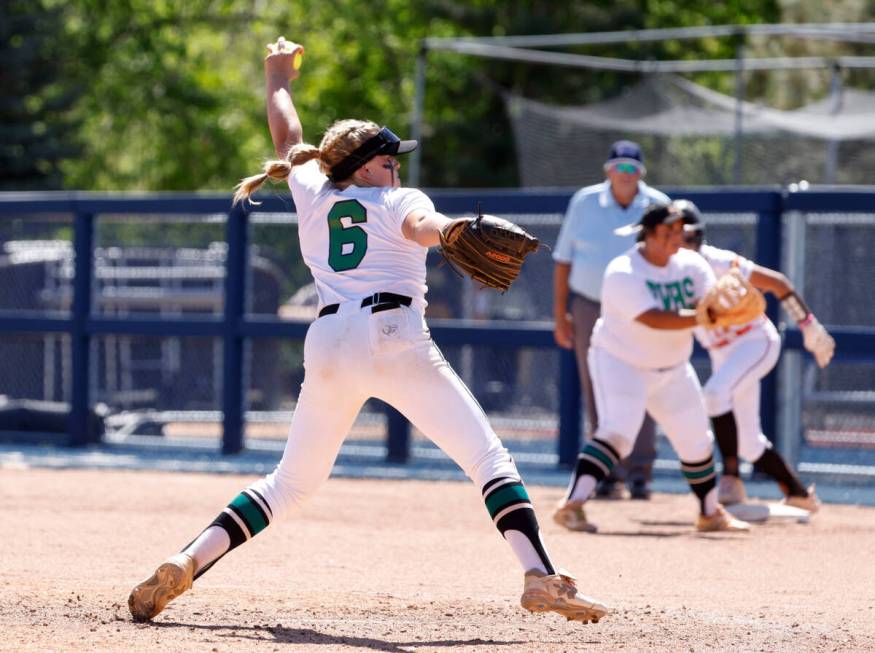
[505, 530, 550, 574]
[568, 475, 598, 503]
[183, 525, 231, 574]
[703, 487, 719, 516]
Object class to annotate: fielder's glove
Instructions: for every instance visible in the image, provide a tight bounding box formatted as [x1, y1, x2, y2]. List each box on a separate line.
[696, 268, 766, 329]
[800, 315, 835, 368]
[439, 213, 540, 292]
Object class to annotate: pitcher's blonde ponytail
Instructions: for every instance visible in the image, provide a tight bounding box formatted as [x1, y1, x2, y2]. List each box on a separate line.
[232, 119, 382, 204]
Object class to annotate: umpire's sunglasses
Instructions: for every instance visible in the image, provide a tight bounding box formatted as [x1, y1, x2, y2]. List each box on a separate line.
[611, 162, 642, 175]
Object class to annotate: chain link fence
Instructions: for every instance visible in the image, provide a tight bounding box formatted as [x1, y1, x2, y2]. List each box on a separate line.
[1, 202, 872, 480]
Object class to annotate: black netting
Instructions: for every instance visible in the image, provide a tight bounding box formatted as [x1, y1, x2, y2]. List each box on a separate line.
[507, 76, 875, 187]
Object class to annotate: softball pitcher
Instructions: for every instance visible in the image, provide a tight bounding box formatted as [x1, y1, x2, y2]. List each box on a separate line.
[675, 199, 831, 511]
[126, 37, 607, 625]
[553, 203, 750, 534]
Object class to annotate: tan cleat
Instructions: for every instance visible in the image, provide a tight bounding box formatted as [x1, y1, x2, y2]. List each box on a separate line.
[783, 484, 821, 514]
[717, 475, 747, 505]
[128, 553, 195, 622]
[521, 569, 609, 624]
[552, 500, 597, 533]
[696, 505, 751, 532]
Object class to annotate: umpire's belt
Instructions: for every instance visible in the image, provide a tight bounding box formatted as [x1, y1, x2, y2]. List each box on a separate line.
[318, 292, 412, 318]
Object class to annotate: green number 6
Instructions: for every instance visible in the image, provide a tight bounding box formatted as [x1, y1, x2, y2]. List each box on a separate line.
[327, 200, 368, 271]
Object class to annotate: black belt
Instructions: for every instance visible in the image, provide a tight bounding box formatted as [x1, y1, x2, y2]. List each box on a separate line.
[318, 292, 412, 318]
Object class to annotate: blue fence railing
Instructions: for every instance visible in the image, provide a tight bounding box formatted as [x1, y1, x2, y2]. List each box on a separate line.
[1, 189, 874, 464]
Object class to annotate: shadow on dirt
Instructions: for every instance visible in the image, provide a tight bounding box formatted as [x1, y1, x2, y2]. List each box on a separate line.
[156, 623, 526, 651]
[593, 530, 685, 538]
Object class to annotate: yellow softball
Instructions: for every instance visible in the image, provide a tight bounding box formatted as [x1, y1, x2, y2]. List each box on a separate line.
[293, 51, 303, 70]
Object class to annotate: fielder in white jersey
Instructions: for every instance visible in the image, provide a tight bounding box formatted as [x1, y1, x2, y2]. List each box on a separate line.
[127, 36, 608, 625]
[674, 199, 833, 511]
[553, 203, 750, 534]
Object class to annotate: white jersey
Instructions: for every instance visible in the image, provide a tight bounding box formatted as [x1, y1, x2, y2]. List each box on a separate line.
[592, 246, 715, 369]
[288, 161, 434, 308]
[693, 243, 769, 350]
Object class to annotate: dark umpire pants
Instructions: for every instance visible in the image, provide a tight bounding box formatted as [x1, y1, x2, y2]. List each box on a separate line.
[571, 292, 657, 484]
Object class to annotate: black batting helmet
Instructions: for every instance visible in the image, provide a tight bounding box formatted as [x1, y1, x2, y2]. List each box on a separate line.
[614, 202, 684, 242]
[673, 199, 704, 249]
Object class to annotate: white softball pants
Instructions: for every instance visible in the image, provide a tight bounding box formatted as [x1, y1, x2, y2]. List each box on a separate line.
[252, 299, 519, 520]
[703, 322, 781, 462]
[588, 346, 713, 463]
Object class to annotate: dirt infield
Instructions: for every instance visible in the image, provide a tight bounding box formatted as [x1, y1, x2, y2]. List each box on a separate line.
[2, 468, 874, 652]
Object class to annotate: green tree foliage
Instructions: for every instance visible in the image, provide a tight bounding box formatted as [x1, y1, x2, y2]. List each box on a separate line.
[58, 0, 266, 191]
[0, 1, 82, 190]
[14, 0, 854, 193]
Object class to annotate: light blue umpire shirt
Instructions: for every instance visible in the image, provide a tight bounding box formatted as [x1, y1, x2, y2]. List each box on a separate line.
[553, 180, 670, 301]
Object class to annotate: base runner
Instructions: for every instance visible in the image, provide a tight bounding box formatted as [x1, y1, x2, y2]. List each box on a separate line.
[553, 203, 750, 534]
[674, 199, 832, 510]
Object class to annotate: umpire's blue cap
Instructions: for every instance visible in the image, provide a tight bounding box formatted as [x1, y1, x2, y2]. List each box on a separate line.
[606, 140, 644, 165]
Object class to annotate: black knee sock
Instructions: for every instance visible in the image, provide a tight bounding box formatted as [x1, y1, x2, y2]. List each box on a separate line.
[187, 488, 274, 580]
[483, 477, 555, 575]
[753, 448, 807, 498]
[711, 412, 739, 476]
[681, 454, 717, 514]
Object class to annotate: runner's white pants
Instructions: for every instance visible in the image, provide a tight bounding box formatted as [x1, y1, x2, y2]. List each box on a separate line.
[588, 346, 713, 463]
[252, 299, 519, 520]
[703, 321, 781, 462]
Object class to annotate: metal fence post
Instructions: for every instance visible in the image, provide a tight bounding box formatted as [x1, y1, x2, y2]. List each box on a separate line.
[408, 42, 428, 189]
[778, 203, 807, 466]
[755, 194, 783, 447]
[557, 348, 581, 467]
[69, 211, 94, 446]
[222, 203, 248, 454]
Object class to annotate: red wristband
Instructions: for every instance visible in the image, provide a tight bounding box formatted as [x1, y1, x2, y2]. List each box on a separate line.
[798, 313, 814, 327]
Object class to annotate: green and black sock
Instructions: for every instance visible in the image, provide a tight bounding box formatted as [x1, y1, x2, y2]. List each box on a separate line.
[483, 477, 555, 575]
[188, 488, 273, 580]
[681, 454, 718, 514]
[575, 438, 620, 484]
